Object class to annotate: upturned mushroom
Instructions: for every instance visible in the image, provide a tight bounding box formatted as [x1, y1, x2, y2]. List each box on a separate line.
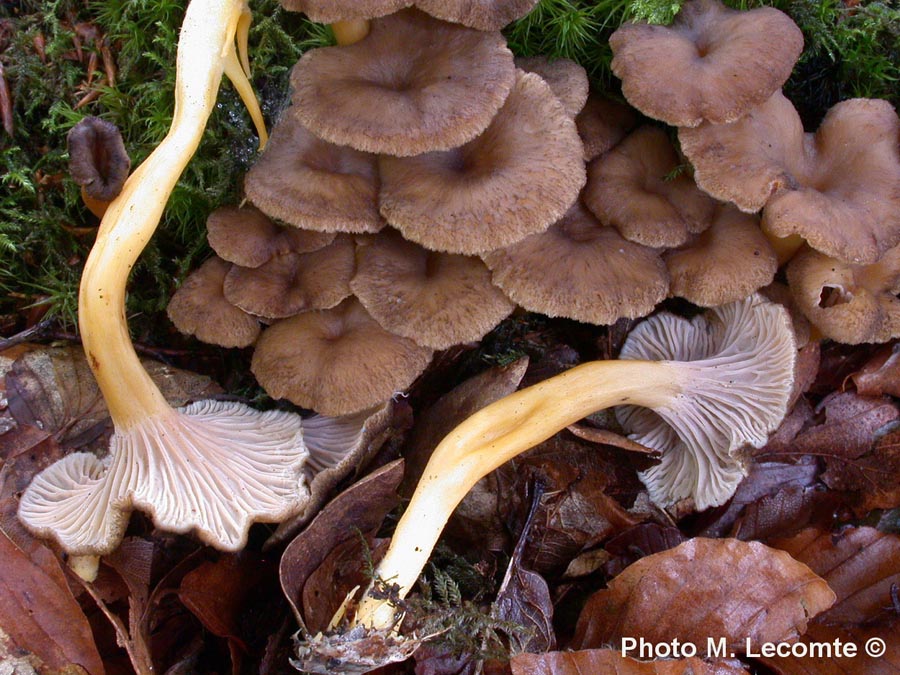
[609, 0, 803, 127]
[18, 0, 308, 561]
[350, 294, 796, 630]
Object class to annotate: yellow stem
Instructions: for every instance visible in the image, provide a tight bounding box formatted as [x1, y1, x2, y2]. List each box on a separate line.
[353, 359, 685, 629]
[78, 0, 260, 430]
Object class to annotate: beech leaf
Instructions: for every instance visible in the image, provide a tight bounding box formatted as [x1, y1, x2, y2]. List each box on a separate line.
[0, 532, 105, 675]
[768, 526, 900, 625]
[571, 538, 835, 654]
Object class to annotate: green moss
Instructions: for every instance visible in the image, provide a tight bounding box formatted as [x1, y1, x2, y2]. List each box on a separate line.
[0, 0, 328, 332]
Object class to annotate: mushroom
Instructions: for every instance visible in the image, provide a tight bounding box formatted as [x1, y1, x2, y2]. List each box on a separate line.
[515, 55, 589, 118]
[244, 111, 385, 233]
[786, 244, 900, 345]
[206, 205, 335, 267]
[575, 95, 638, 162]
[67, 116, 131, 218]
[222, 234, 356, 319]
[583, 125, 717, 248]
[482, 200, 668, 324]
[290, 9, 516, 156]
[680, 93, 900, 264]
[609, 0, 803, 127]
[351, 229, 514, 349]
[18, 0, 307, 560]
[278, 0, 411, 23]
[350, 294, 796, 629]
[664, 204, 778, 307]
[167, 256, 262, 347]
[379, 70, 586, 254]
[415, 0, 540, 30]
[251, 298, 433, 416]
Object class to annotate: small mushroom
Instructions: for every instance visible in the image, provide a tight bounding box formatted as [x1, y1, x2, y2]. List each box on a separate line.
[245, 112, 384, 233]
[575, 95, 639, 162]
[379, 70, 586, 254]
[681, 94, 900, 264]
[351, 230, 514, 349]
[515, 55, 589, 118]
[278, 0, 411, 23]
[584, 125, 717, 248]
[67, 116, 131, 217]
[251, 298, 433, 416]
[207, 205, 335, 267]
[290, 9, 516, 156]
[350, 294, 796, 630]
[223, 234, 356, 318]
[167, 256, 262, 347]
[415, 0, 540, 30]
[786, 244, 900, 345]
[482, 200, 668, 324]
[610, 0, 803, 126]
[664, 204, 778, 307]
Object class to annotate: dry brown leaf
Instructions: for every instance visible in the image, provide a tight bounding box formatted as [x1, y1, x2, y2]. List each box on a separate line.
[571, 538, 835, 654]
[602, 523, 686, 578]
[279, 460, 403, 630]
[824, 425, 900, 511]
[768, 526, 900, 625]
[755, 620, 900, 675]
[851, 343, 900, 398]
[0, 532, 105, 675]
[511, 649, 749, 675]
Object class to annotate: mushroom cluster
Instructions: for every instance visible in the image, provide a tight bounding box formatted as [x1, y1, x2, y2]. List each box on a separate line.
[607, 0, 900, 342]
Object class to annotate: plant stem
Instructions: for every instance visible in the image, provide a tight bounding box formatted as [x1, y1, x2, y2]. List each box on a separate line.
[353, 358, 685, 629]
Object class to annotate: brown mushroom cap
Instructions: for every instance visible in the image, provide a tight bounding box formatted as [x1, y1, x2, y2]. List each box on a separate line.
[291, 9, 516, 157]
[682, 94, 900, 264]
[584, 125, 717, 248]
[482, 201, 668, 324]
[279, 0, 411, 22]
[251, 298, 433, 416]
[678, 90, 805, 213]
[67, 116, 131, 202]
[664, 204, 778, 307]
[379, 70, 586, 255]
[610, 0, 803, 127]
[223, 234, 356, 319]
[245, 112, 384, 233]
[207, 205, 335, 268]
[786, 244, 900, 345]
[167, 257, 261, 348]
[351, 230, 514, 349]
[576, 95, 639, 162]
[515, 56, 589, 118]
[416, 0, 539, 30]
[762, 98, 900, 265]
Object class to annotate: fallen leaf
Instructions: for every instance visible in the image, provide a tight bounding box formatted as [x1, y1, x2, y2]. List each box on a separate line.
[571, 538, 835, 654]
[822, 425, 900, 512]
[280, 459, 404, 630]
[732, 485, 841, 542]
[755, 619, 900, 675]
[602, 523, 686, 578]
[851, 342, 900, 398]
[511, 649, 749, 675]
[768, 526, 900, 625]
[0, 532, 105, 675]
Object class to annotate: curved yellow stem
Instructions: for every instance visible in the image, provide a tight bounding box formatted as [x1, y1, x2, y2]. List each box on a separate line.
[78, 0, 265, 429]
[353, 359, 684, 629]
